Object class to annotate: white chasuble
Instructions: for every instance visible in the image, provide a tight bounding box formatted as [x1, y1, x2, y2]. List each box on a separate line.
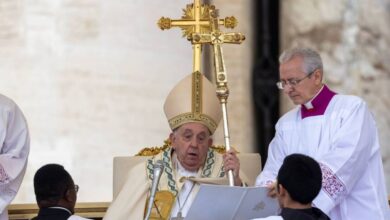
[146, 148, 225, 219]
[104, 147, 225, 220]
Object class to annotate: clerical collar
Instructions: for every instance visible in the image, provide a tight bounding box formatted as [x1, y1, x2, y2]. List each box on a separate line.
[303, 85, 324, 110]
[48, 206, 72, 215]
[301, 85, 336, 119]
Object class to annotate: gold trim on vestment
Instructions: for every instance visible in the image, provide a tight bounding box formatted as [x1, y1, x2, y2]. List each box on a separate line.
[144, 190, 175, 220]
[136, 140, 171, 156]
[144, 146, 227, 219]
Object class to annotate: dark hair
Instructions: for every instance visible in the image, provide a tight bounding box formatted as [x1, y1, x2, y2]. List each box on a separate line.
[34, 164, 74, 204]
[277, 154, 322, 204]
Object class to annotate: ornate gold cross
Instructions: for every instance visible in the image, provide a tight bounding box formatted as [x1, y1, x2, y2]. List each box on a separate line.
[157, 0, 244, 72]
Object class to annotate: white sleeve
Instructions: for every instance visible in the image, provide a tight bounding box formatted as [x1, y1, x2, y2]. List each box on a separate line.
[314, 100, 375, 212]
[0, 102, 30, 212]
[255, 124, 287, 186]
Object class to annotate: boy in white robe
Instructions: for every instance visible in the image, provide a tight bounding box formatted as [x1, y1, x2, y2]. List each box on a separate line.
[256, 48, 389, 220]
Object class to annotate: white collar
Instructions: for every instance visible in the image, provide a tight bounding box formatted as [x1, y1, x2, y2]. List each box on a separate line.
[48, 206, 72, 215]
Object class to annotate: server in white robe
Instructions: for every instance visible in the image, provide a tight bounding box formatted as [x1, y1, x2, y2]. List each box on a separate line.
[256, 48, 389, 220]
[0, 94, 30, 220]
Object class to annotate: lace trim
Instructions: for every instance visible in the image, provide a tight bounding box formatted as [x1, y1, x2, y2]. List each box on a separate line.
[320, 163, 347, 200]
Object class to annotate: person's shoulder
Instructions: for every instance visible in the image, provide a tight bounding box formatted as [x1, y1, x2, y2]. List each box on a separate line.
[281, 106, 300, 118]
[276, 106, 300, 128]
[0, 93, 17, 108]
[0, 94, 22, 116]
[332, 94, 366, 109]
[334, 93, 364, 103]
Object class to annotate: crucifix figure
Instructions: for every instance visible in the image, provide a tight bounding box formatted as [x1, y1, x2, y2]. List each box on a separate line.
[157, 0, 245, 187]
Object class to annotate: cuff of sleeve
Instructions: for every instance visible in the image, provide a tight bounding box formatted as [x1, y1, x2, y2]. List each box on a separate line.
[313, 190, 335, 214]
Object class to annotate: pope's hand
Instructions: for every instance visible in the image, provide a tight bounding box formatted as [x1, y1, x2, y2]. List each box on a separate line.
[223, 149, 242, 186]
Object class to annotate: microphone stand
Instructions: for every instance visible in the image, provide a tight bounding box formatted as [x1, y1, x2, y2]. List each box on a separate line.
[144, 160, 165, 220]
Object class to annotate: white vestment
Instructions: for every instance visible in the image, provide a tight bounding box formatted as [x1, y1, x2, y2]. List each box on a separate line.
[0, 94, 30, 220]
[256, 86, 389, 220]
[169, 161, 198, 218]
[104, 147, 236, 220]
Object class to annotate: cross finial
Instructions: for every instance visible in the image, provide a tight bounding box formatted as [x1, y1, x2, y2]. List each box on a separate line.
[157, 0, 244, 72]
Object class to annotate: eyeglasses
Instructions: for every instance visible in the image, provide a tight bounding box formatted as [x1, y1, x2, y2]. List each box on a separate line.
[63, 184, 79, 196]
[276, 70, 315, 90]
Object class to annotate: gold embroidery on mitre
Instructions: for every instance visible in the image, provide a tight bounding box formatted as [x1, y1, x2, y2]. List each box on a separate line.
[168, 112, 218, 133]
[192, 71, 202, 114]
[144, 190, 175, 220]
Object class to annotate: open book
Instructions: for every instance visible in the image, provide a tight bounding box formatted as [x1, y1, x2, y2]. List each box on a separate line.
[185, 184, 280, 220]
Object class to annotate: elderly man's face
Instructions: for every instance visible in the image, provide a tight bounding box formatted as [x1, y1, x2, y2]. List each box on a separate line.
[279, 56, 322, 105]
[170, 122, 212, 172]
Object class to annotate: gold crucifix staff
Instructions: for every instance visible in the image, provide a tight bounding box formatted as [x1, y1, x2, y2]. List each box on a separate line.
[157, 0, 245, 186]
[189, 6, 245, 187]
[157, 0, 238, 72]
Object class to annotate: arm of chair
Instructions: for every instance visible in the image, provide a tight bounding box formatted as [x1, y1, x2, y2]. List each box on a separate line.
[237, 153, 262, 186]
[113, 156, 151, 199]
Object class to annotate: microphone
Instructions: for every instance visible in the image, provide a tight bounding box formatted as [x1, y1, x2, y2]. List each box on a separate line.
[144, 160, 165, 220]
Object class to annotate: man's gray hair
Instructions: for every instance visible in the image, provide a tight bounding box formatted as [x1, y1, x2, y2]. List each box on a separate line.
[279, 48, 323, 75]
